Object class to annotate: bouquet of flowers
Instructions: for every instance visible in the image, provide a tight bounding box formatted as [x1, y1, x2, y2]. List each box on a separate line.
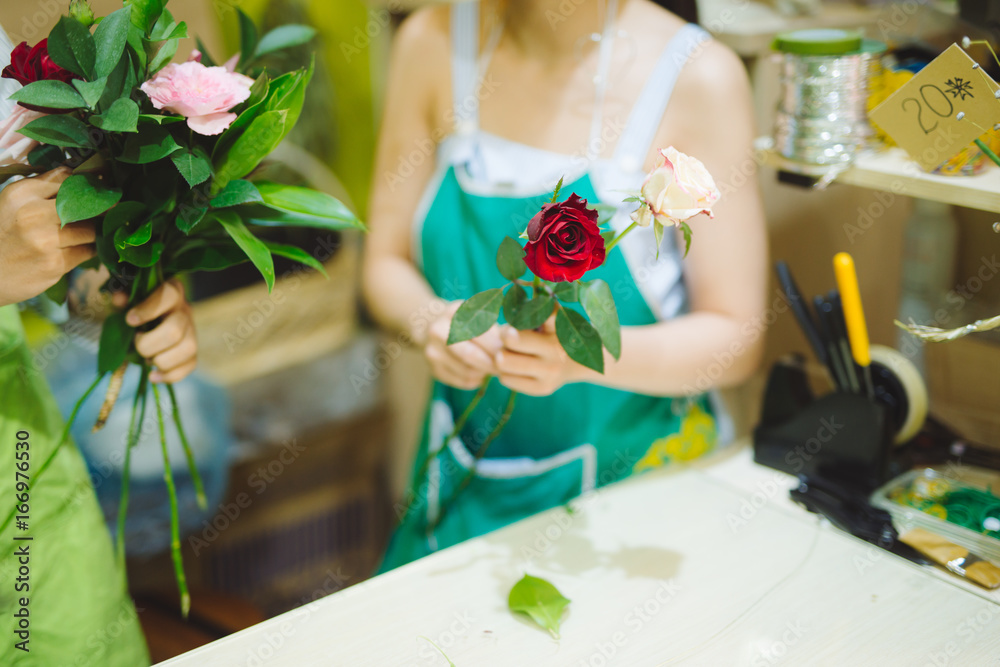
[0, 0, 363, 614]
[404, 147, 720, 529]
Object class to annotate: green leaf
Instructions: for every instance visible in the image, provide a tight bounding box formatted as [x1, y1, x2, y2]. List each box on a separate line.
[212, 72, 270, 157]
[125, 22, 147, 72]
[503, 284, 527, 324]
[553, 282, 579, 303]
[550, 176, 564, 204]
[137, 114, 184, 125]
[119, 240, 164, 267]
[28, 144, 67, 170]
[19, 115, 94, 148]
[175, 204, 208, 234]
[72, 77, 107, 108]
[93, 8, 132, 78]
[114, 220, 153, 249]
[679, 220, 693, 258]
[210, 179, 262, 208]
[171, 149, 212, 187]
[10, 80, 86, 111]
[448, 288, 504, 344]
[91, 98, 139, 133]
[98, 52, 137, 113]
[195, 37, 217, 67]
[555, 307, 604, 374]
[47, 16, 96, 78]
[211, 109, 286, 192]
[98, 311, 135, 375]
[508, 574, 570, 639]
[254, 25, 316, 58]
[265, 242, 327, 277]
[125, 0, 165, 32]
[580, 279, 621, 360]
[56, 173, 122, 225]
[653, 221, 664, 261]
[118, 124, 181, 163]
[149, 13, 187, 40]
[215, 211, 275, 291]
[45, 276, 70, 305]
[148, 36, 179, 74]
[509, 294, 555, 331]
[592, 203, 618, 225]
[237, 9, 259, 69]
[601, 230, 616, 246]
[242, 181, 364, 230]
[496, 236, 527, 282]
[165, 242, 248, 273]
[102, 201, 147, 236]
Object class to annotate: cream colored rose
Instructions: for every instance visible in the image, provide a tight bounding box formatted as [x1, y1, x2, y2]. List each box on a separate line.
[631, 147, 720, 228]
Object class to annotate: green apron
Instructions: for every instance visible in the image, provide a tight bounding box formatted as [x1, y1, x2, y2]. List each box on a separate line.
[0, 305, 148, 666]
[379, 168, 719, 571]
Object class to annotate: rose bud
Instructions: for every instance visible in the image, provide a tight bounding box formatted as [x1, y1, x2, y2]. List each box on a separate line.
[631, 146, 720, 227]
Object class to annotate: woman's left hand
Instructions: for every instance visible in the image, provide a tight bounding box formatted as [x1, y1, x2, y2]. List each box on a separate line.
[113, 279, 198, 384]
[495, 318, 585, 396]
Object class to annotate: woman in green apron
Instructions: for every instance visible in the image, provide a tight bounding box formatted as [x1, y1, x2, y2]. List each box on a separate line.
[364, 0, 767, 569]
[1, 28, 199, 658]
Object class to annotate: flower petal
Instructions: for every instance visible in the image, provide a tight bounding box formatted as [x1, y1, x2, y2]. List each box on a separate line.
[187, 112, 238, 136]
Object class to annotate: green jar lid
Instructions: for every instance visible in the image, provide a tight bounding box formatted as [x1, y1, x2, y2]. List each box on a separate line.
[773, 29, 864, 55]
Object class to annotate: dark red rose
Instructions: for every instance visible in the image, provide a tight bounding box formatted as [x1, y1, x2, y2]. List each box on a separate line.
[523, 193, 606, 283]
[3, 40, 78, 111]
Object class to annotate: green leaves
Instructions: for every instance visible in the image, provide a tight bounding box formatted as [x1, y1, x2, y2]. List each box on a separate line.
[580, 279, 621, 360]
[98, 311, 135, 375]
[255, 25, 317, 59]
[497, 236, 527, 282]
[19, 115, 94, 148]
[237, 9, 259, 70]
[10, 81, 86, 111]
[448, 288, 504, 344]
[118, 124, 181, 163]
[91, 98, 140, 133]
[125, 0, 165, 32]
[508, 574, 570, 639]
[240, 181, 364, 231]
[678, 220, 693, 258]
[212, 109, 286, 192]
[93, 8, 132, 78]
[47, 16, 96, 78]
[73, 77, 108, 108]
[505, 288, 554, 331]
[210, 180, 262, 208]
[56, 174, 122, 225]
[215, 211, 275, 291]
[265, 242, 327, 277]
[171, 150, 212, 187]
[556, 307, 604, 374]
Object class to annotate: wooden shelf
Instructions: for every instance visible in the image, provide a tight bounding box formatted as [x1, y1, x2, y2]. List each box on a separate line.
[760, 140, 1000, 215]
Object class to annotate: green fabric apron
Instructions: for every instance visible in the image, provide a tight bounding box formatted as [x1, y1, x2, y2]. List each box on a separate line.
[0, 305, 148, 666]
[379, 168, 718, 571]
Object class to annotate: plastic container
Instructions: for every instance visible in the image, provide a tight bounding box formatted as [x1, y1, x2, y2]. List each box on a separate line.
[871, 468, 1000, 565]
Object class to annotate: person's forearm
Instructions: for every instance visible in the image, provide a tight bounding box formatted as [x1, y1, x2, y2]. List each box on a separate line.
[572, 311, 763, 397]
[362, 255, 446, 347]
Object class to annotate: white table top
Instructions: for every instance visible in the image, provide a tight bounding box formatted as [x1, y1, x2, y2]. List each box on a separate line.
[162, 445, 1000, 666]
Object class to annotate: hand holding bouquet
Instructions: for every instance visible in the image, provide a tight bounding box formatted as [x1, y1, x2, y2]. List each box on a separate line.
[0, 0, 364, 615]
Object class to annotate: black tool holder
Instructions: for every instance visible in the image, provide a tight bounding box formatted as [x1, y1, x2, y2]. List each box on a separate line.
[753, 355, 894, 495]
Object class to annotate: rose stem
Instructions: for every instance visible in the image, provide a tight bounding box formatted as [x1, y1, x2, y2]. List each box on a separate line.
[428, 388, 518, 533]
[397, 376, 491, 524]
[153, 383, 191, 618]
[116, 365, 150, 575]
[1, 372, 106, 533]
[605, 220, 639, 252]
[167, 383, 207, 510]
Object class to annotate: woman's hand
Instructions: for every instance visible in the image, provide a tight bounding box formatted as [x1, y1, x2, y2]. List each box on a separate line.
[0, 167, 96, 307]
[114, 279, 198, 384]
[424, 301, 502, 390]
[495, 318, 585, 396]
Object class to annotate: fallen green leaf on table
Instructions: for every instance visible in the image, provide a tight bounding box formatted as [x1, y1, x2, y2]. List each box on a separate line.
[508, 574, 571, 639]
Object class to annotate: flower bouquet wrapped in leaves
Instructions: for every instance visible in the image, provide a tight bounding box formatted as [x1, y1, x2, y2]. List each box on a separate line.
[404, 147, 720, 530]
[0, 0, 363, 614]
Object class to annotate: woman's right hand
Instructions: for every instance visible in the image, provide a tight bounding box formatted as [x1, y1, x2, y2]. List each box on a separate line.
[423, 301, 502, 390]
[0, 167, 95, 307]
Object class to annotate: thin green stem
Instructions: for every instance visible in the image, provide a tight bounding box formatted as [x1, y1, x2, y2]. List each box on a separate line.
[605, 221, 639, 252]
[975, 138, 1000, 170]
[167, 383, 207, 510]
[429, 389, 518, 533]
[2, 372, 106, 533]
[153, 383, 191, 618]
[115, 366, 150, 574]
[397, 377, 491, 524]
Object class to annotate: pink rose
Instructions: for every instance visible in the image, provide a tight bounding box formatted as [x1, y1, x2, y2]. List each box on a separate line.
[0, 105, 45, 167]
[631, 147, 720, 228]
[140, 52, 254, 136]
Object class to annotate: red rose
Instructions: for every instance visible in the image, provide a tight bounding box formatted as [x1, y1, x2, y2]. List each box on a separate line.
[2, 40, 77, 111]
[523, 193, 606, 283]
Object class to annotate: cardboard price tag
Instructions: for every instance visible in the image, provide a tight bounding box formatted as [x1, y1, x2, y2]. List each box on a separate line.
[869, 44, 1000, 171]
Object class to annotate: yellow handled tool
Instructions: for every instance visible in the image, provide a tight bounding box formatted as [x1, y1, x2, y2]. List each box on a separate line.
[834, 252, 874, 399]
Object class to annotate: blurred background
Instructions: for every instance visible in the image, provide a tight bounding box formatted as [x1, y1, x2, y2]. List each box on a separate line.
[5, 0, 1000, 661]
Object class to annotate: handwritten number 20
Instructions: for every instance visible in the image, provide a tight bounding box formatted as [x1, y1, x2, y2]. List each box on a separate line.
[903, 85, 955, 135]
